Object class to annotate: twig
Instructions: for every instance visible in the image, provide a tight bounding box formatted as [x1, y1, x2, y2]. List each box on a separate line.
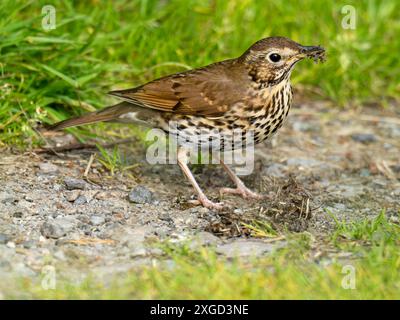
[84, 153, 96, 177]
[376, 160, 397, 181]
[262, 235, 285, 243]
[33, 137, 136, 154]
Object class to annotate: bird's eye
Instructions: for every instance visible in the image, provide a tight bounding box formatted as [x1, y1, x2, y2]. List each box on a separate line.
[268, 53, 281, 63]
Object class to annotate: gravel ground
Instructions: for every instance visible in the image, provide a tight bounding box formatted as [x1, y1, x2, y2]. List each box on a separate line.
[1, 101, 399, 284]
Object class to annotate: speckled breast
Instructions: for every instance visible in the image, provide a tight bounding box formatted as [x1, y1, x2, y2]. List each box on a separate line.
[160, 80, 292, 152]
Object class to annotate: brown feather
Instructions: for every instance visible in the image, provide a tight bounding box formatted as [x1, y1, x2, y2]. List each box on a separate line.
[48, 102, 135, 131]
[108, 59, 248, 117]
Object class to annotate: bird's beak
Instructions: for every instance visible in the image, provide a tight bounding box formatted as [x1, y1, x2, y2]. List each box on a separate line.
[296, 45, 326, 62]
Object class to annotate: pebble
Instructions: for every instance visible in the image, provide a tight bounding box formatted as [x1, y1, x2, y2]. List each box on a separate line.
[22, 240, 36, 249]
[64, 178, 87, 190]
[90, 215, 105, 226]
[13, 212, 23, 218]
[360, 168, 371, 177]
[391, 165, 400, 173]
[74, 195, 87, 205]
[38, 163, 59, 175]
[131, 247, 147, 258]
[64, 190, 81, 202]
[384, 123, 400, 138]
[0, 192, 16, 204]
[0, 234, 10, 244]
[197, 207, 210, 214]
[6, 242, 16, 249]
[95, 191, 117, 200]
[40, 217, 76, 239]
[351, 133, 377, 144]
[128, 186, 154, 204]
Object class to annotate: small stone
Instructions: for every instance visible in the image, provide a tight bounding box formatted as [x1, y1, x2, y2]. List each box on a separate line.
[198, 207, 209, 214]
[128, 186, 154, 204]
[389, 216, 399, 223]
[0, 192, 16, 204]
[390, 165, 400, 173]
[95, 191, 112, 200]
[38, 162, 59, 175]
[90, 215, 105, 226]
[13, 212, 23, 218]
[0, 234, 10, 244]
[159, 213, 173, 222]
[351, 133, 377, 144]
[96, 190, 121, 201]
[74, 195, 87, 205]
[384, 123, 400, 138]
[360, 168, 370, 177]
[24, 194, 35, 202]
[41, 217, 76, 239]
[131, 247, 147, 258]
[6, 242, 16, 248]
[64, 190, 81, 202]
[64, 177, 87, 190]
[22, 240, 36, 249]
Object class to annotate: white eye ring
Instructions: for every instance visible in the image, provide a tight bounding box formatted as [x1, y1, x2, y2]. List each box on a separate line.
[268, 53, 282, 63]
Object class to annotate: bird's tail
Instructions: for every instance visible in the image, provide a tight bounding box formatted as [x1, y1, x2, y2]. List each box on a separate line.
[47, 102, 135, 131]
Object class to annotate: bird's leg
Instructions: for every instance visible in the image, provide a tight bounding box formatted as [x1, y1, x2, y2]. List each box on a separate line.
[219, 159, 263, 200]
[177, 147, 225, 210]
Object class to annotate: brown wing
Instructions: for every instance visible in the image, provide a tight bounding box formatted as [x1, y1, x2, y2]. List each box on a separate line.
[108, 59, 246, 117]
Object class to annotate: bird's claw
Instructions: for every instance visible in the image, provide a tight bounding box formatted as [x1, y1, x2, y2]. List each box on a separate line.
[219, 186, 264, 200]
[188, 197, 225, 211]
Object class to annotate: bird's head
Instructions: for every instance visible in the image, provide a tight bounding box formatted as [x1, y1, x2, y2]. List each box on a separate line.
[240, 36, 325, 86]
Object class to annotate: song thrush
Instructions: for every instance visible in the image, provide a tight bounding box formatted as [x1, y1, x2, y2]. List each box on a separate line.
[49, 36, 325, 210]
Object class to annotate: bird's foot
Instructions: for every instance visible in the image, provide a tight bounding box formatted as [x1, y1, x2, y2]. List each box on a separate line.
[188, 197, 225, 211]
[219, 185, 263, 200]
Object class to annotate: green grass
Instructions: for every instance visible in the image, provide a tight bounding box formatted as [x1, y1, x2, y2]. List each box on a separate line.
[1, 0, 399, 146]
[328, 209, 400, 244]
[3, 212, 399, 299]
[96, 144, 139, 176]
